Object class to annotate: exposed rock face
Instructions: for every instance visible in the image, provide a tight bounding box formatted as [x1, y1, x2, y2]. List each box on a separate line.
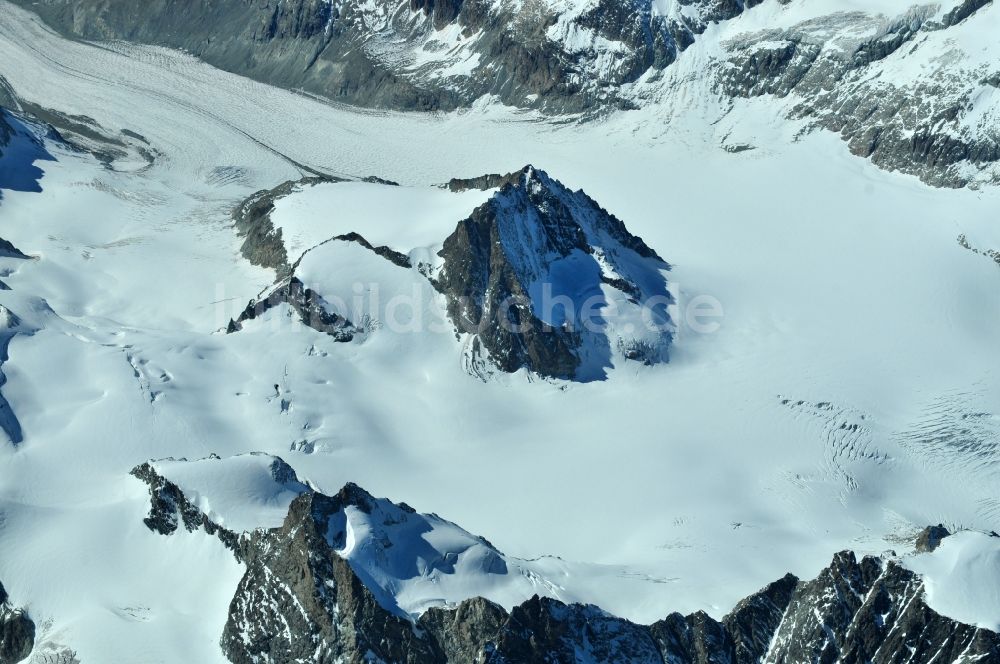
[218, 495, 1000, 663]
[322, 233, 411, 270]
[12, 2, 1000, 186]
[134, 467, 1000, 664]
[915, 524, 952, 553]
[0, 306, 26, 447]
[716, 2, 1000, 187]
[130, 460, 242, 556]
[434, 166, 672, 381]
[0, 581, 34, 664]
[229, 167, 671, 382]
[230, 177, 418, 340]
[0, 239, 27, 261]
[0, 112, 12, 154]
[232, 177, 339, 277]
[227, 276, 360, 341]
[221, 489, 442, 664]
[10, 0, 754, 114]
[766, 551, 1000, 663]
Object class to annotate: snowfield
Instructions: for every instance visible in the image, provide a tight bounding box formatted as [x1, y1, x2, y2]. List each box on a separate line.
[904, 531, 1000, 632]
[0, 0, 998, 660]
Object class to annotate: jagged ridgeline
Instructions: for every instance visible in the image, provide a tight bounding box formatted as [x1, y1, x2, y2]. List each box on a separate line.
[229, 166, 673, 382]
[10, 0, 1000, 186]
[131, 455, 1000, 664]
[6, 0, 759, 113]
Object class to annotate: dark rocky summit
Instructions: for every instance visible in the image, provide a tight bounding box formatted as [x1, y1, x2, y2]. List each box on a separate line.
[228, 167, 672, 381]
[0, 581, 34, 664]
[221, 489, 443, 664]
[434, 166, 672, 381]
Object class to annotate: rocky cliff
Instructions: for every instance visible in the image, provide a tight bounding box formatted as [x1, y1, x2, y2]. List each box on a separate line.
[0, 581, 33, 664]
[12, 1, 1000, 186]
[7, 0, 754, 114]
[228, 167, 671, 381]
[133, 466, 1000, 664]
[434, 166, 673, 381]
[715, 1, 1000, 187]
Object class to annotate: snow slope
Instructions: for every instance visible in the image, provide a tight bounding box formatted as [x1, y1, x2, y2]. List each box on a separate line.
[0, 0, 997, 660]
[904, 531, 1000, 632]
[270, 181, 496, 262]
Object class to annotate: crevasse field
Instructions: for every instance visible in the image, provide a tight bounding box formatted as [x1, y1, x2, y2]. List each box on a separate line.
[0, 0, 999, 660]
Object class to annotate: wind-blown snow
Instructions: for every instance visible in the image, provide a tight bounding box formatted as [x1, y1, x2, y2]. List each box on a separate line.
[904, 531, 1000, 631]
[0, 0, 998, 659]
[272, 181, 495, 261]
[151, 454, 310, 532]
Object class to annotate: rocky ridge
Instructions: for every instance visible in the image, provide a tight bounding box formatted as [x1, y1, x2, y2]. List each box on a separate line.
[228, 167, 673, 381]
[132, 462, 1000, 664]
[712, 0, 1000, 187]
[11, 1, 1000, 186]
[8, 0, 757, 114]
[131, 459, 243, 556]
[959, 233, 1000, 267]
[0, 581, 34, 664]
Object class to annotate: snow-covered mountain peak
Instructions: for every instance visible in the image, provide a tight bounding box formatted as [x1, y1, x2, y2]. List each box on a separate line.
[300, 486, 516, 616]
[436, 165, 674, 380]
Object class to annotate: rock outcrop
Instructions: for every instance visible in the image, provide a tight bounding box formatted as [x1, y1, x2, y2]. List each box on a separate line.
[434, 166, 673, 381]
[217, 486, 1000, 663]
[915, 524, 952, 553]
[0, 306, 26, 447]
[9, 0, 756, 114]
[716, 2, 1000, 187]
[959, 234, 1000, 268]
[130, 460, 242, 556]
[135, 466, 1000, 664]
[12, 1, 1000, 186]
[232, 177, 339, 277]
[227, 276, 360, 342]
[0, 239, 27, 261]
[0, 581, 34, 664]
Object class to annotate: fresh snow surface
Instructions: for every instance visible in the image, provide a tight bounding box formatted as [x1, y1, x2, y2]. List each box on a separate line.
[151, 454, 310, 532]
[904, 532, 1000, 631]
[271, 181, 495, 262]
[0, 0, 998, 660]
[155, 453, 683, 620]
